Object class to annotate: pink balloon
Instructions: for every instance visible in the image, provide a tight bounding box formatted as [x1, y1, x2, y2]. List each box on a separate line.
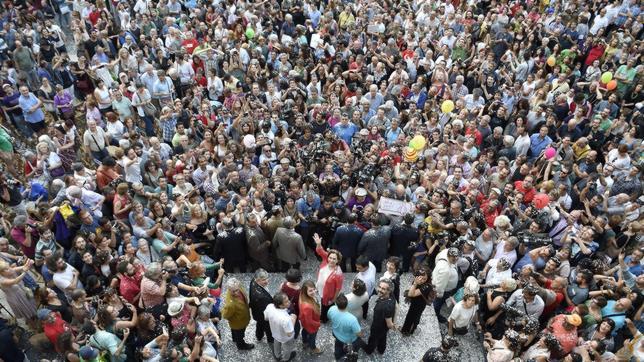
[544, 147, 556, 160]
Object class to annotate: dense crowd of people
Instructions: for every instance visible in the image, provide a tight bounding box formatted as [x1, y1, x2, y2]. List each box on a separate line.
[0, 0, 642, 361]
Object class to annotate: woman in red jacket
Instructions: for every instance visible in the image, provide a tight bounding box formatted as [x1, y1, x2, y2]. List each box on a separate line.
[313, 233, 344, 323]
[299, 280, 322, 354]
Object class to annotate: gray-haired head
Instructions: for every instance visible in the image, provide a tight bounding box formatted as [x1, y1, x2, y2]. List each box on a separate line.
[283, 216, 295, 229]
[67, 185, 82, 199]
[144, 262, 163, 280]
[226, 277, 241, 290]
[13, 215, 27, 227]
[254, 268, 269, 281]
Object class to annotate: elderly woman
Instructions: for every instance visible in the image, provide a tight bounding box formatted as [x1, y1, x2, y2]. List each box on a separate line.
[0, 259, 38, 329]
[36, 141, 65, 180]
[480, 278, 518, 339]
[52, 121, 77, 173]
[221, 277, 254, 350]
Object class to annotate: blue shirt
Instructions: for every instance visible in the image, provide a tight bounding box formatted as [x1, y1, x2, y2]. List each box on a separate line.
[18, 93, 44, 124]
[624, 255, 642, 276]
[601, 300, 627, 334]
[333, 122, 359, 145]
[385, 127, 402, 145]
[529, 134, 552, 159]
[327, 305, 361, 343]
[295, 196, 320, 227]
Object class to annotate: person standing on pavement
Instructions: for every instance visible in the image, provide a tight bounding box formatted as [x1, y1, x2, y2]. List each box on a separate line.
[272, 216, 307, 271]
[249, 269, 274, 344]
[365, 279, 397, 355]
[313, 233, 344, 323]
[299, 280, 323, 354]
[331, 213, 363, 272]
[357, 214, 391, 272]
[328, 293, 365, 360]
[355, 255, 376, 320]
[222, 277, 255, 350]
[389, 213, 418, 272]
[432, 247, 460, 323]
[264, 292, 298, 362]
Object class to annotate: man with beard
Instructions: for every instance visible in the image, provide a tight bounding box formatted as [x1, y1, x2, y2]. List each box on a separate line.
[365, 279, 397, 355]
[116, 260, 144, 304]
[45, 252, 82, 298]
[246, 214, 273, 271]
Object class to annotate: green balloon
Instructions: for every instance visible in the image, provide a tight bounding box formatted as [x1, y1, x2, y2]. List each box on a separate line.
[245, 28, 255, 39]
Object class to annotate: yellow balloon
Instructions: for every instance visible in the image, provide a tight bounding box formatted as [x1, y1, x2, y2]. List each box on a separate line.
[547, 56, 556, 66]
[409, 135, 426, 150]
[601, 72, 613, 84]
[441, 100, 455, 113]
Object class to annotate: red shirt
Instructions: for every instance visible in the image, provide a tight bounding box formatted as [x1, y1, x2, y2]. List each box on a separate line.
[182, 38, 199, 54]
[43, 313, 71, 349]
[514, 181, 536, 205]
[585, 44, 606, 66]
[299, 302, 321, 334]
[465, 127, 483, 146]
[119, 265, 144, 303]
[548, 314, 578, 355]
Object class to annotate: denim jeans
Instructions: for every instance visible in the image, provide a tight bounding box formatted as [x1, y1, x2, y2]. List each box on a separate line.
[333, 335, 364, 361]
[301, 329, 317, 349]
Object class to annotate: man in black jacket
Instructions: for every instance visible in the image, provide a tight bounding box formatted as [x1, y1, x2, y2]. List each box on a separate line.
[358, 215, 390, 272]
[331, 213, 363, 272]
[249, 269, 274, 344]
[389, 213, 418, 272]
[213, 217, 247, 272]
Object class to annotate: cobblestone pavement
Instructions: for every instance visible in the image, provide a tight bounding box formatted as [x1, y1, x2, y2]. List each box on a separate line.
[212, 250, 485, 362]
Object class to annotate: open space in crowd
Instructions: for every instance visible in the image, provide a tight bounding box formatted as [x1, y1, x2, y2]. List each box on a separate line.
[0, 0, 643, 360]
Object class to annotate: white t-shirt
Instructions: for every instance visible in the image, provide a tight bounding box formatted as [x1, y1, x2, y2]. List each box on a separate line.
[121, 156, 142, 183]
[485, 259, 513, 286]
[449, 301, 478, 328]
[53, 263, 79, 290]
[356, 262, 377, 296]
[345, 292, 369, 319]
[264, 304, 294, 343]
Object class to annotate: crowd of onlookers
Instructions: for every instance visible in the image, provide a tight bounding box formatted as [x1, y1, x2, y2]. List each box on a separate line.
[0, 0, 643, 361]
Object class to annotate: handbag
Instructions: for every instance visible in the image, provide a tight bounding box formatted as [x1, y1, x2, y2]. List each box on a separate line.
[143, 102, 157, 117]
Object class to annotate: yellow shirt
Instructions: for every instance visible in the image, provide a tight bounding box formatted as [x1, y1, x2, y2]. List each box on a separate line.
[572, 143, 590, 161]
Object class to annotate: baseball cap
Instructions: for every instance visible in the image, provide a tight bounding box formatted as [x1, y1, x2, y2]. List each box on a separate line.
[79, 346, 99, 360]
[37, 308, 52, 320]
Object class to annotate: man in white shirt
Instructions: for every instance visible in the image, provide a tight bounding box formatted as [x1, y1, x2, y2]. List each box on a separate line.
[432, 247, 460, 323]
[355, 255, 376, 319]
[264, 293, 297, 362]
[46, 253, 82, 298]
